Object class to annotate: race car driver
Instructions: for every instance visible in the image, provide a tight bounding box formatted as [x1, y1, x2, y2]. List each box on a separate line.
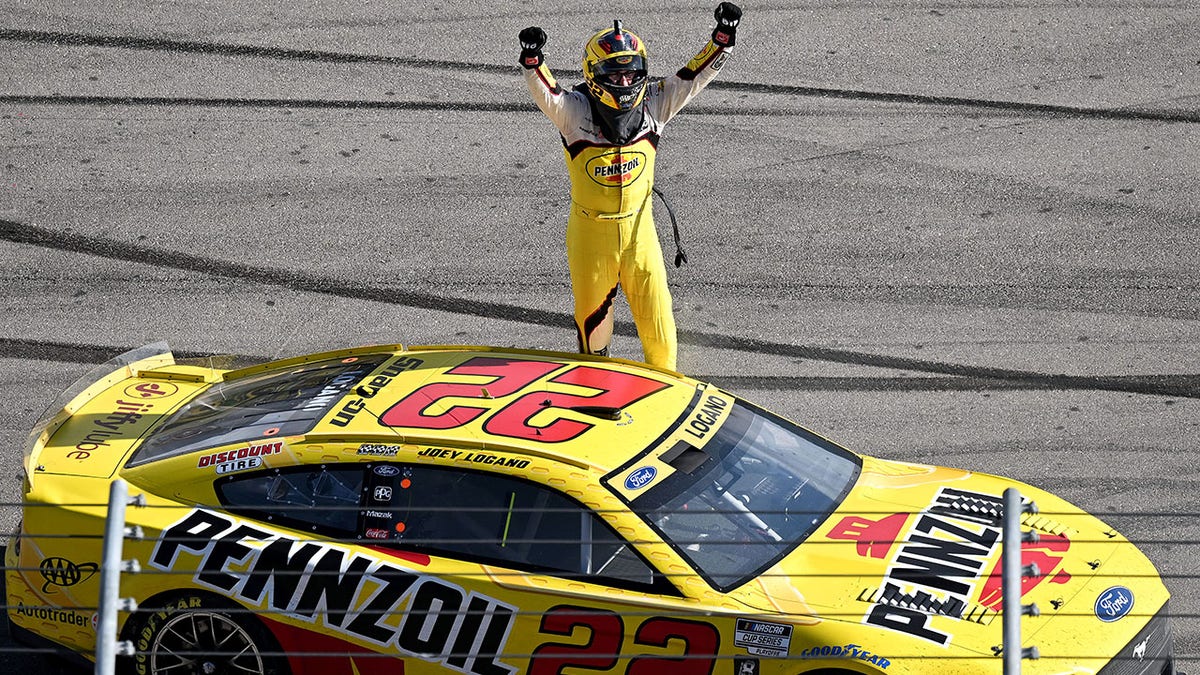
[519, 3, 741, 371]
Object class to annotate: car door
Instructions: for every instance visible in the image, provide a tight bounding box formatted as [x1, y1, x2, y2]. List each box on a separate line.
[358, 462, 728, 675]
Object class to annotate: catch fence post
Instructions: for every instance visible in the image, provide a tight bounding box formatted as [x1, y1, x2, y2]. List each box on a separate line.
[94, 479, 143, 675]
[1002, 487, 1042, 675]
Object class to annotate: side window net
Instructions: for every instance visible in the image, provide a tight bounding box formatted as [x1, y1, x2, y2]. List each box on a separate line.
[218, 465, 363, 533]
[362, 464, 670, 594]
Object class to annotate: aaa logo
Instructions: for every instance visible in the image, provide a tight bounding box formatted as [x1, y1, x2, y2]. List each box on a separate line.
[39, 557, 99, 593]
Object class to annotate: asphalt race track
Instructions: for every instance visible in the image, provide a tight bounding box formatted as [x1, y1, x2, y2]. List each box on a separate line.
[1, 1, 1197, 673]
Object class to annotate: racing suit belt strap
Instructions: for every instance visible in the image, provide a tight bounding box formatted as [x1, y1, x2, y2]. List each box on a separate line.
[571, 196, 651, 221]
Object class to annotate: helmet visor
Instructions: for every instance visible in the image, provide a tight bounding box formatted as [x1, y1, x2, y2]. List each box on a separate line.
[594, 55, 647, 84]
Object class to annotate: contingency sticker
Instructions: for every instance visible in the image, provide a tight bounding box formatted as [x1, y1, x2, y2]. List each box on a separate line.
[734, 618, 792, 657]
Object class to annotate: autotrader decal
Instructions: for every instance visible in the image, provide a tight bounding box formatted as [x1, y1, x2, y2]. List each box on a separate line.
[15, 603, 92, 627]
[150, 509, 517, 675]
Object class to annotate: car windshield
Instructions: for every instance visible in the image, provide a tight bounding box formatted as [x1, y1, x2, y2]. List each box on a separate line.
[127, 354, 388, 466]
[630, 400, 860, 591]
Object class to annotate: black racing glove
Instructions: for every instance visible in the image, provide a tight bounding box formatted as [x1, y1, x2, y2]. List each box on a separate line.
[519, 26, 547, 69]
[712, 2, 742, 47]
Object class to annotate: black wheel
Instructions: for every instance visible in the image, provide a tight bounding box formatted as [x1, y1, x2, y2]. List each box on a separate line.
[122, 594, 289, 675]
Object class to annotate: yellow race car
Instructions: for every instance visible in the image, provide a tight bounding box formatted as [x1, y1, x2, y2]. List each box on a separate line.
[6, 343, 1178, 675]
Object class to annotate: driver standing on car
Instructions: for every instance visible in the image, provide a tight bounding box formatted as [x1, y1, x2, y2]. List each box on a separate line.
[518, 3, 741, 371]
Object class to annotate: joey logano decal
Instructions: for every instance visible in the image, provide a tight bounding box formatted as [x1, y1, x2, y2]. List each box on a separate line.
[150, 510, 517, 675]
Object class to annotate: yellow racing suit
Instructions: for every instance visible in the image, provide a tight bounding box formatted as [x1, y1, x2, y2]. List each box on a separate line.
[523, 40, 733, 371]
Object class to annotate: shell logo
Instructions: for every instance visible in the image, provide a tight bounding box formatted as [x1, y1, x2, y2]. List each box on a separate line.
[586, 150, 647, 187]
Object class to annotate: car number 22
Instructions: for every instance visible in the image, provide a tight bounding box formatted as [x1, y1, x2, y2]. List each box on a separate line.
[381, 357, 668, 443]
[531, 606, 720, 675]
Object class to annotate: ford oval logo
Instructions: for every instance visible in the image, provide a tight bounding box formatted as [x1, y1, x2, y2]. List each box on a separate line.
[373, 465, 400, 477]
[625, 466, 657, 490]
[1094, 586, 1134, 622]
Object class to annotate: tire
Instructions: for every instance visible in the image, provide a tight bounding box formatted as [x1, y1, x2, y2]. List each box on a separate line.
[121, 593, 289, 675]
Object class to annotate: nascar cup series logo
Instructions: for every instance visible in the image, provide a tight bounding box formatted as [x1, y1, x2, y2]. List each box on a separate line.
[587, 150, 646, 187]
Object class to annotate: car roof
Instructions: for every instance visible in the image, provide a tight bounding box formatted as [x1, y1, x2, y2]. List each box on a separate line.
[173, 345, 703, 476]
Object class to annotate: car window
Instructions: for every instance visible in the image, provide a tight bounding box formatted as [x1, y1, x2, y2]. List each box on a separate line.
[632, 400, 861, 591]
[218, 465, 364, 533]
[128, 355, 389, 466]
[363, 464, 673, 595]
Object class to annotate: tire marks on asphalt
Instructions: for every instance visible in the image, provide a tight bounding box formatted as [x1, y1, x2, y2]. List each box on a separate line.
[2, 28, 1198, 123]
[1, 219, 1196, 398]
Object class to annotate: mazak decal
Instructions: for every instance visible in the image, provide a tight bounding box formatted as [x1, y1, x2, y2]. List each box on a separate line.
[624, 466, 657, 490]
[123, 381, 179, 399]
[862, 487, 1005, 646]
[799, 643, 890, 669]
[150, 510, 517, 675]
[67, 398, 157, 460]
[1095, 586, 1134, 622]
[733, 618, 792, 657]
[39, 557, 99, 593]
[330, 357, 424, 428]
[198, 441, 283, 469]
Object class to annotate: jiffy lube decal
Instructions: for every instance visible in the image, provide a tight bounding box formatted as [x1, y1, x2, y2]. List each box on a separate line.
[150, 510, 517, 675]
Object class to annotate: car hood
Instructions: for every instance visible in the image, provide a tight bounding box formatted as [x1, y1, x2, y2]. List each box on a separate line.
[731, 456, 1170, 663]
